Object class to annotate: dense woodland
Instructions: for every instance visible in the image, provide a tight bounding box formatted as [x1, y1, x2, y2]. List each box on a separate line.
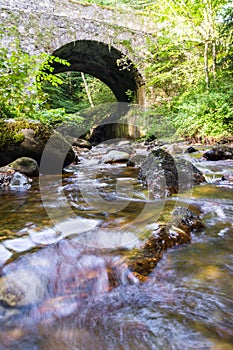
[0, 0, 233, 141]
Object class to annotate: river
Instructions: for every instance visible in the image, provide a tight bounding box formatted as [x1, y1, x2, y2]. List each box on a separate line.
[0, 142, 232, 350]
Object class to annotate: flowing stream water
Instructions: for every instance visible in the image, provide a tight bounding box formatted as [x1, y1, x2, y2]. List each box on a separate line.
[0, 143, 232, 350]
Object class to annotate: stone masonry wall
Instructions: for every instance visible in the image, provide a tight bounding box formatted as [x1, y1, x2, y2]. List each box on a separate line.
[0, 0, 155, 72]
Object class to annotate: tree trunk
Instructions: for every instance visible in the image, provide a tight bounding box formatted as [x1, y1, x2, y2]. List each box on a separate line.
[81, 72, 94, 108]
[204, 40, 210, 89]
[212, 39, 217, 78]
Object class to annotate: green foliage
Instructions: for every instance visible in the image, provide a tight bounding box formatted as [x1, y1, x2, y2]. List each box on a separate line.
[168, 78, 233, 139]
[43, 71, 116, 113]
[37, 56, 70, 89]
[218, 2, 233, 72]
[1, 2, 233, 141]
[143, 110, 176, 141]
[0, 120, 25, 147]
[0, 26, 70, 122]
[145, 34, 200, 98]
[143, 0, 233, 140]
[29, 108, 82, 126]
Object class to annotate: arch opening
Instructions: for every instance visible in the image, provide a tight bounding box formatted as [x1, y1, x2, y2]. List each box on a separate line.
[43, 71, 117, 112]
[50, 40, 144, 103]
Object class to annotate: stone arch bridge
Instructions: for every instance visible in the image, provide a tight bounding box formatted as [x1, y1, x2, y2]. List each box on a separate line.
[0, 0, 156, 104]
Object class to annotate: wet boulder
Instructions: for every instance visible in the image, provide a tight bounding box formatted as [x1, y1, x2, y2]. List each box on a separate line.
[127, 152, 147, 167]
[138, 148, 178, 198]
[0, 120, 75, 173]
[203, 146, 233, 161]
[127, 207, 202, 279]
[138, 149, 205, 198]
[184, 146, 198, 153]
[175, 158, 206, 191]
[222, 174, 233, 182]
[6, 157, 39, 177]
[72, 138, 92, 149]
[101, 150, 130, 164]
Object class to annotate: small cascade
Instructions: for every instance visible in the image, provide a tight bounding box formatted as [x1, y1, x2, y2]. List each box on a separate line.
[9, 172, 31, 189]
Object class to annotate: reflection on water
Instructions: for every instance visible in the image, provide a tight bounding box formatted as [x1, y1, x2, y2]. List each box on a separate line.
[0, 151, 232, 350]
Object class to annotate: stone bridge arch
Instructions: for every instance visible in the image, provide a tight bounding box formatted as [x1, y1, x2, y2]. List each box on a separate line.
[0, 0, 156, 105]
[51, 40, 144, 102]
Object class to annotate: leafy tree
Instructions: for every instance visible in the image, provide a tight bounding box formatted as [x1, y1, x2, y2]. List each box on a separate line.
[42, 71, 116, 113]
[0, 27, 70, 120]
[142, 0, 233, 140]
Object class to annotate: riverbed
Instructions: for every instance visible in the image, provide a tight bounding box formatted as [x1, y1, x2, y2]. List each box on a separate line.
[0, 142, 232, 350]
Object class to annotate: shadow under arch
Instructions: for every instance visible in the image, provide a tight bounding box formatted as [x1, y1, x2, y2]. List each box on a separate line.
[50, 40, 145, 103]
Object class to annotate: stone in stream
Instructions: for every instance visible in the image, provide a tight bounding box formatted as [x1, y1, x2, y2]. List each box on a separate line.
[138, 148, 178, 198]
[222, 174, 233, 182]
[0, 171, 14, 188]
[138, 148, 206, 198]
[175, 158, 206, 191]
[203, 146, 233, 161]
[101, 150, 130, 164]
[126, 207, 202, 280]
[72, 138, 92, 149]
[5, 157, 39, 177]
[184, 146, 198, 153]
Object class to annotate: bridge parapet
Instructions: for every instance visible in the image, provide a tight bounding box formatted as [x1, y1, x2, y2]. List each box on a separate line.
[0, 0, 156, 34]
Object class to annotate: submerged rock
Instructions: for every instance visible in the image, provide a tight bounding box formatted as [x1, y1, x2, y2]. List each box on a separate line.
[171, 206, 203, 232]
[203, 146, 233, 161]
[126, 207, 202, 279]
[0, 269, 45, 308]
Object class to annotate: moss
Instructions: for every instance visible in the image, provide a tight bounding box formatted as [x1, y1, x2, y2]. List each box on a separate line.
[0, 119, 53, 148]
[0, 120, 25, 148]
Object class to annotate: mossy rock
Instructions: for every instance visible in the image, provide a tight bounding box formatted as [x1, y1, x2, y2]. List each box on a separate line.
[8, 157, 39, 177]
[0, 120, 75, 173]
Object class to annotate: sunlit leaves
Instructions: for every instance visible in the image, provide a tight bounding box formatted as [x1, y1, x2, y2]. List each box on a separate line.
[0, 26, 70, 119]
